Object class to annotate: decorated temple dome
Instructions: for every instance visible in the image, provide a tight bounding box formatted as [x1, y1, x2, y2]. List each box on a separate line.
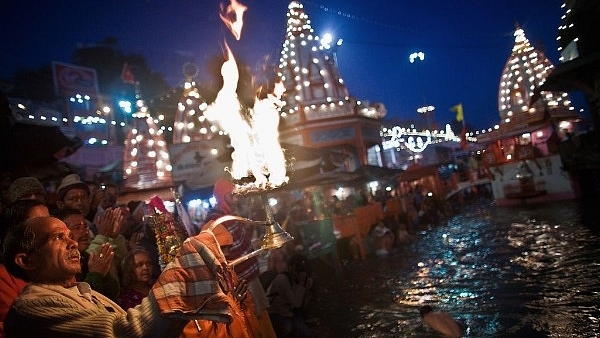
[172, 62, 220, 144]
[275, 0, 384, 168]
[498, 25, 575, 125]
[123, 84, 174, 190]
[277, 0, 352, 121]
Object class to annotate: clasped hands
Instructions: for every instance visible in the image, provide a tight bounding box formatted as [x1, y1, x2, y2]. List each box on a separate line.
[96, 207, 124, 238]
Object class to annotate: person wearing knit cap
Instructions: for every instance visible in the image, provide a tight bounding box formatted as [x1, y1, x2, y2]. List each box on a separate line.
[7, 177, 47, 204]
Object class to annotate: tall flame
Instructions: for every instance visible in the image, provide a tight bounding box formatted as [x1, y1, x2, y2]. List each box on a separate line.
[251, 81, 288, 187]
[219, 0, 247, 41]
[207, 1, 289, 192]
[205, 43, 252, 181]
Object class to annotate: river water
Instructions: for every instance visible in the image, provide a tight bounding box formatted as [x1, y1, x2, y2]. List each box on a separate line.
[305, 198, 600, 338]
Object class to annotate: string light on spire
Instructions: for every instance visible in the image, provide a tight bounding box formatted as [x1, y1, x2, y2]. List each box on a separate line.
[277, 1, 351, 119]
[173, 62, 220, 144]
[122, 81, 174, 190]
[498, 25, 574, 124]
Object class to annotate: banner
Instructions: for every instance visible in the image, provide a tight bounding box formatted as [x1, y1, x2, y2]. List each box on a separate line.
[52, 62, 99, 97]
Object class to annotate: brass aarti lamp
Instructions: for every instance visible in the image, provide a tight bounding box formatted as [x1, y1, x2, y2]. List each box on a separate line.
[207, 193, 293, 266]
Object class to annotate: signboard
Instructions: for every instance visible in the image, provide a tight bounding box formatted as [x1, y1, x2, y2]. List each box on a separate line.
[52, 62, 99, 97]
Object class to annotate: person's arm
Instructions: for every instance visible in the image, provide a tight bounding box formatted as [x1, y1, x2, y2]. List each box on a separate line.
[423, 312, 462, 338]
[4, 293, 185, 337]
[292, 271, 312, 309]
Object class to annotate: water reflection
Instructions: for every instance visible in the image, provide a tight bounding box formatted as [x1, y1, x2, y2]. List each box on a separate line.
[308, 199, 600, 338]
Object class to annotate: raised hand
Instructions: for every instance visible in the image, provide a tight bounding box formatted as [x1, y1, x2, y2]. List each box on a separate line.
[96, 207, 124, 238]
[88, 243, 114, 276]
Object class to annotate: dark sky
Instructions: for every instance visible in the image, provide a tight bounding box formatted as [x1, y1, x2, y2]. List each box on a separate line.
[1, 0, 569, 130]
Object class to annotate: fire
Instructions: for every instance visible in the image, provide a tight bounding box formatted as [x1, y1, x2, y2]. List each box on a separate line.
[251, 81, 288, 188]
[219, 0, 247, 41]
[204, 43, 252, 181]
[206, 1, 289, 193]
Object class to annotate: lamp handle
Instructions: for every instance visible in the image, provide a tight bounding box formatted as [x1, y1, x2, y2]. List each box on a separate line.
[207, 215, 269, 231]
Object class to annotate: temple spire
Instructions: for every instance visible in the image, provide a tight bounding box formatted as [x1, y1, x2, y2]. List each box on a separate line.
[123, 82, 174, 190]
[498, 25, 575, 124]
[173, 62, 218, 144]
[277, 1, 350, 119]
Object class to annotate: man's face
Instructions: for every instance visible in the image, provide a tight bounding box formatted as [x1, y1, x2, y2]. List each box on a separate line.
[63, 213, 91, 252]
[61, 188, 90, 215]
[28, 217, 81, 284]
[133, 252, 153, 284]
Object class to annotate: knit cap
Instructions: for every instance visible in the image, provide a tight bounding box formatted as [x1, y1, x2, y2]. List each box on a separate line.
[8, 177, 46, 203]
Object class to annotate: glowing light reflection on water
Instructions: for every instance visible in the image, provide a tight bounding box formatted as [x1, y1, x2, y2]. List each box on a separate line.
[310, 200, 600, 338]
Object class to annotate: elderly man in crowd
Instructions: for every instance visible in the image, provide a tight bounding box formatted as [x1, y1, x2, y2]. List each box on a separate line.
[55, 207, 119, 301]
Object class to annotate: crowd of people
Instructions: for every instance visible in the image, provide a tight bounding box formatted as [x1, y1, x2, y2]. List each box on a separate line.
[0, 172, 465, 337]
[0, 174, 320, 338]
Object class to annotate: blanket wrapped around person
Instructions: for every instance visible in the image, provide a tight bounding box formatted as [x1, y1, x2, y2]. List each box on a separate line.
[151, 231, 260, 337]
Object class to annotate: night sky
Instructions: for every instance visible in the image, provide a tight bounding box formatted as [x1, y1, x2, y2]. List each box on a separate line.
[1, 0, 570, 130]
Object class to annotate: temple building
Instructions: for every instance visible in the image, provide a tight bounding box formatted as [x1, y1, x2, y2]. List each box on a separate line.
[172, 63, 219, 144]
[276, 1, 386, 171]
[472, 24, 584, 205]
[477, 25, 579, 145]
